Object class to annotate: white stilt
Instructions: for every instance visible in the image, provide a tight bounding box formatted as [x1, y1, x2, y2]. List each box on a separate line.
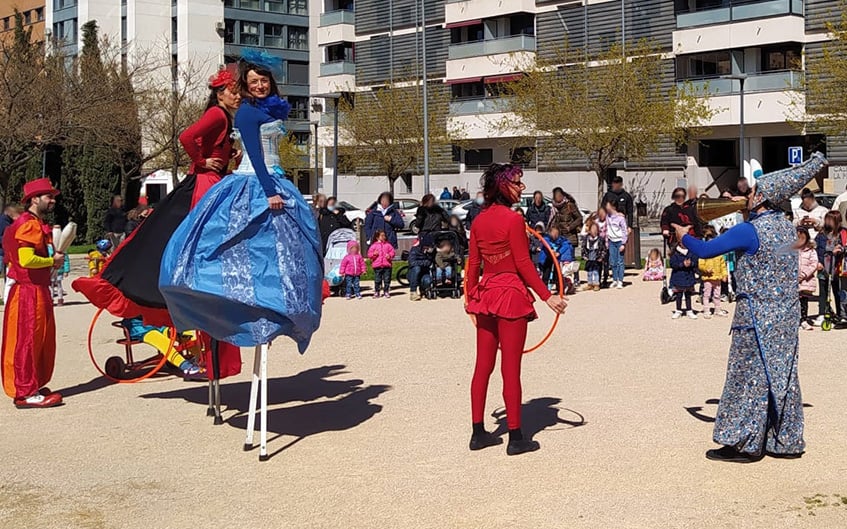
[243, 345, 261, 451]
[259, 343, 269, 461]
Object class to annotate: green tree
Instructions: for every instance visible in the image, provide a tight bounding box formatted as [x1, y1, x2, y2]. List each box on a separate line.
[504, 39, 715, 204]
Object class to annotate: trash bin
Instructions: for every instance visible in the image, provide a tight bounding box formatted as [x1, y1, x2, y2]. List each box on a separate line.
[624, 226, 641, 269]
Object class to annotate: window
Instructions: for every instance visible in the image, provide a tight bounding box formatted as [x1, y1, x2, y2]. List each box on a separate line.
[288, 0, 308, 16]
[288, 27, 308, 50]
[2, 18, 9, 31]
[465, 149, 493, 169]
[325, 42, 353, 62]
[240, 22, 259, 46]
[171, 17, 177, 43]
[288, 61, 309, 85]
[510, 147, 536, 168]
[699, 140, 737, 167]
[451, 146, 462, 163]
[121, 16, 127, 45]
[509, 14, 535, 36]
[53, 19, 77, 42]
[762, 45, 801, 72]
[54, 0, 77, 9]
[240, 0, 260, 9]
[264, 23, 284, 48]
[676, 51, 732, 79]
[451, 82, 485, 99]
[265, 0, 285, 13]
[224, 0, 236, 6]
[24, 11, 31, 24]
[451, 24, 484, 45]
[292, 131, 310, 145]
[36, 8, 44, 22]
[289, 97, 309, 120]
[224, 20, 235, 44]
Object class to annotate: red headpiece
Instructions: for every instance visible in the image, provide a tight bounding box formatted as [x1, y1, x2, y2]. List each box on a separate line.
[209, 65, 237, 90]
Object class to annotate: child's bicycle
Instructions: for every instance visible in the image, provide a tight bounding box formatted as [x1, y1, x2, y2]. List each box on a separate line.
[819, 251, 847, 331]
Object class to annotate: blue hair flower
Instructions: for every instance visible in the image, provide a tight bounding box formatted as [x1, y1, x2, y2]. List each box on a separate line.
[240, 48, 283, 71]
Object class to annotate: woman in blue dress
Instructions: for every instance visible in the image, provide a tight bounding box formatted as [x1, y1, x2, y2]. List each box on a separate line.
[159, 52, 323, 353]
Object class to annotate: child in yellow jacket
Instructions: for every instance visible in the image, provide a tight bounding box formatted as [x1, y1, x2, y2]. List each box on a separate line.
[698, 226, 729, 319]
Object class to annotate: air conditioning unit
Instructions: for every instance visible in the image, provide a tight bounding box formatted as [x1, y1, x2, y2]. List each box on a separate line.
[215, 21, 225, 31]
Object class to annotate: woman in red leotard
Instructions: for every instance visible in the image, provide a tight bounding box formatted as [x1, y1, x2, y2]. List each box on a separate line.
[465, 163, 567, 456]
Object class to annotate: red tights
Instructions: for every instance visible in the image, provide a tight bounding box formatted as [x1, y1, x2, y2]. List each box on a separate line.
[471, 314, 528, 430]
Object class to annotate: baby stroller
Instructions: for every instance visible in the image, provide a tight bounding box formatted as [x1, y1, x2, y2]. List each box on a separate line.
[423, 230, 464, 299]
[324, 228, 357, 296]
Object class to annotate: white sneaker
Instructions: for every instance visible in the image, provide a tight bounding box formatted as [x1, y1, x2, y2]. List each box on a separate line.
[615, 282, 623, 289]
[813, 315, 824, 327]
[801, 321, 813, 331]
[703, 312, 712, 319]
[688, 311, 699, 320]
[715, 309, 729, 317]
[672, 311, 682, 319]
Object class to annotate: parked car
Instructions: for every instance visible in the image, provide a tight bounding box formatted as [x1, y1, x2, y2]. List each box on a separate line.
[438, 198, 463, 213]
[366, 198, 421, 231]
[452, 194, 591, 224]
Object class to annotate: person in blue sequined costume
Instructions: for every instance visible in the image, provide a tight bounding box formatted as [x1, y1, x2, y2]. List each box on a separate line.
[676, 152, 827, 463]
[159, 56, 323, 353]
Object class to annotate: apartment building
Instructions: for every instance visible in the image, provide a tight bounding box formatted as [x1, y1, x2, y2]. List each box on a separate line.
[311, 0, 846, 211]
[45, 0, 312, 189]
[1, 1, 47, 42]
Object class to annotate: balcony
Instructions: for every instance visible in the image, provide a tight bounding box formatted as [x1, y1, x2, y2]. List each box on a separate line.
[449, 97, 511, 115]
[320, 60, 355, 77]
[320, 9, 355, 27]
[676, 0, 803, 29]
[448, 35, 536, 60]
[679, 70, 804, 94]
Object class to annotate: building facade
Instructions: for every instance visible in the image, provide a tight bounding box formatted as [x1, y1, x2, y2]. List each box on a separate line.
[1, 1, 47, 42]
[312, 0, 847, 212]
[44, 0, 312, 190]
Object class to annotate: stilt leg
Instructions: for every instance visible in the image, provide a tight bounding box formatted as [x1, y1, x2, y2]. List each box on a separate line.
[243, 345, 261, 451]
[259, 343, 269, 461]
[206, 379, 214, 417]
[211, 339, 223, 425]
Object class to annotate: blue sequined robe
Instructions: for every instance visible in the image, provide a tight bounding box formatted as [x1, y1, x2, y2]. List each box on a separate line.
[159, 98, 323, 352]
[684, 210, 804, 455]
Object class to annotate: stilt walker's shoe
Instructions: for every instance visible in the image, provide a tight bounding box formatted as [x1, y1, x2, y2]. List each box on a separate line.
[507, 439, 540, 456]
[14, 392, 63, 409]
[705, 445, 763, 463]
[469, 432, 503, 451]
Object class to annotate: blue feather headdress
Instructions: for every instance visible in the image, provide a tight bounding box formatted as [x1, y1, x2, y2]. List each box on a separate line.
[240, 48, 283, 72]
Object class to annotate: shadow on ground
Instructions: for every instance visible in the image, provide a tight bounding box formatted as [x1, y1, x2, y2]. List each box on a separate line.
[685, 398, 814, 423]
[492, 397, 586, 439]
[140, 364, 391, 459]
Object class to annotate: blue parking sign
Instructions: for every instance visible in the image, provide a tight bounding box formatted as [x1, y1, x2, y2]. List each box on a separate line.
[788, 146, 803, 165]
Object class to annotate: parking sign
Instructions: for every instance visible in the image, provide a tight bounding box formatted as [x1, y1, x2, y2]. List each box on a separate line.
[788, 146, 803, 165]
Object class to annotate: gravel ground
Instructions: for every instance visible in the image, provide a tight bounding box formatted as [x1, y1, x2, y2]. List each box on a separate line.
[1, 270, 845, 529]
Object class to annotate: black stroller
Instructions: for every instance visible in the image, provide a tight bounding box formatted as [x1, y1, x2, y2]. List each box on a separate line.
[423, 230, 465, 299]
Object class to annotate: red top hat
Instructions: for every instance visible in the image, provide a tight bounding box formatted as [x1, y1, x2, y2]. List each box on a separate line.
[22, 178, 61, 204]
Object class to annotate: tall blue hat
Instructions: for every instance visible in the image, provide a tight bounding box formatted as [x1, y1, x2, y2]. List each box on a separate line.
[752, 151, 827, 208]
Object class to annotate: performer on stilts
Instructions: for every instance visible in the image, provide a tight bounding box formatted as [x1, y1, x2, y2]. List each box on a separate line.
[464, 163, 567, 456]
[158, 51, 323, 459]
[72, 67, 243, 379]
[676, 152, 827, 463]
[2, 178, 64, 408]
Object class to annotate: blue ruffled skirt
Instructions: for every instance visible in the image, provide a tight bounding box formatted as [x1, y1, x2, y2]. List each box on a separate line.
[159, 171, 323, 352]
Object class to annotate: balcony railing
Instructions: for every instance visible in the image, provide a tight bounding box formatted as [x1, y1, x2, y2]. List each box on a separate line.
[320, 60, 355, 77]
[320, 9, 355, 27]
[449, 97, 512, 115]
[676, 0, 803, 29]
[448, 34, 536, 60]
[678, 70, 804, 94]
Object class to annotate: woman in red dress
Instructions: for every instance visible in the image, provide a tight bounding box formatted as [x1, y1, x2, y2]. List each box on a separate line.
[465, 163, 567, 455]
[73, 68, 243, 379]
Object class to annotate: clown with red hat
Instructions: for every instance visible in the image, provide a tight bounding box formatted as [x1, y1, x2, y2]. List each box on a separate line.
[1, 178, 64, 408]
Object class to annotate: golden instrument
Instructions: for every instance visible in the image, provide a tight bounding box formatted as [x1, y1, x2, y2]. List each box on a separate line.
[695, 197, 747, 222]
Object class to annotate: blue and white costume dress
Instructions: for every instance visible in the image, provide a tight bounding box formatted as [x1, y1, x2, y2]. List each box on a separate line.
[159, 96, 323, 352]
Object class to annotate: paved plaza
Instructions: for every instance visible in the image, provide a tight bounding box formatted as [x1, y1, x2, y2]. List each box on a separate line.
[1, 269, 846, 529]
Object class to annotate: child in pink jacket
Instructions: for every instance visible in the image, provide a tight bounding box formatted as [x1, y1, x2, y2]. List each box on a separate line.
[340, 240, 366, 299]
[797, 226, 818, 330]
[367, 229, 395, 298]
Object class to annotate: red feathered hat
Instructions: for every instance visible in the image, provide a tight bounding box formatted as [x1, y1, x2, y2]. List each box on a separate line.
[209, 64, 238, 90]
[22, 178, 60, 204]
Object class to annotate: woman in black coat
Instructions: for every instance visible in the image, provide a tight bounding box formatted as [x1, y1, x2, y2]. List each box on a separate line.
[414, 193, 449, 235]
[526, 190, 550, 228]
[318, 196, 353, 253]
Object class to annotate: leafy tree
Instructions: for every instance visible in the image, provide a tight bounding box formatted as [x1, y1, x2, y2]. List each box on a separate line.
[337, 79, 461, 194]
[504, 39, 715, 204]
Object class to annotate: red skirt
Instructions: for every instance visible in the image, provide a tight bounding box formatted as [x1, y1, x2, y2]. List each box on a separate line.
[466, 272, 538, 321]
